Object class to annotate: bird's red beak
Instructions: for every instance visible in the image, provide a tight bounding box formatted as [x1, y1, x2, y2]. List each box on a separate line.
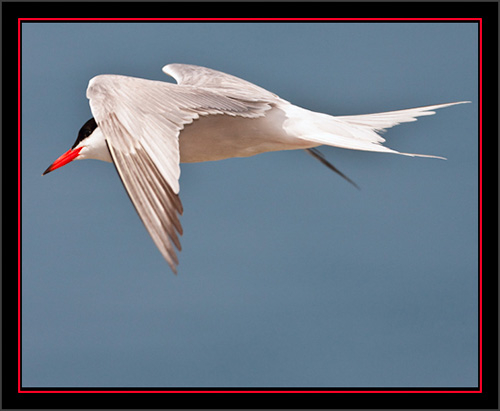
[42, 147, 83, 176]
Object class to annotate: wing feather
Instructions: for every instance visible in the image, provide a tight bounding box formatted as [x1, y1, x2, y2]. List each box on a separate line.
[103, 118, 183, 272]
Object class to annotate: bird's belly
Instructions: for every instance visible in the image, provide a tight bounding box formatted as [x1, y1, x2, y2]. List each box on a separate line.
[178, 107, 317, 163]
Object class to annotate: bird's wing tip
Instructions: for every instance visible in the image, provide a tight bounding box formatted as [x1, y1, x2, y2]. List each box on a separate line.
[162, 64, 175, 79]
[162, 64, 188, 84]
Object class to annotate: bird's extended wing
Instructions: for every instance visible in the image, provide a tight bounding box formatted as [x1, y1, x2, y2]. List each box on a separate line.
[163, 63, 281, 102]
[87, 74, 273, 272]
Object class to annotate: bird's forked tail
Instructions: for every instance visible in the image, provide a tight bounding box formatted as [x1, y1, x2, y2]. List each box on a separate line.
[286, 101, 469, 159]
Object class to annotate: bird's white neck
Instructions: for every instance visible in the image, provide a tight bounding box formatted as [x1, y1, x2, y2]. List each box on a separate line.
[75, 127, 112, 163]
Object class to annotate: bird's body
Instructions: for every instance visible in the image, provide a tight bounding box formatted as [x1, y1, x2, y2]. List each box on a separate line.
[178, 105, 318, 162]
[43, 63, 468, 273]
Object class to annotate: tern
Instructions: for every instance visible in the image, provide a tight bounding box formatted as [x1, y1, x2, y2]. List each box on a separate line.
[43, 63, 468, 273]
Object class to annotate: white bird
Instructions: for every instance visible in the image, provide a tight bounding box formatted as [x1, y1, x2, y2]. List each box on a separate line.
[43, 63, 468, 273]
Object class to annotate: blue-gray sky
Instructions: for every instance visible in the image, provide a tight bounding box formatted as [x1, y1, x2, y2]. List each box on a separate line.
[21, 22, 478, 388]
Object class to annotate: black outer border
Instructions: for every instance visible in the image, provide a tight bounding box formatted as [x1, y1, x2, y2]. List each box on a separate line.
[4, 2, 498, 409]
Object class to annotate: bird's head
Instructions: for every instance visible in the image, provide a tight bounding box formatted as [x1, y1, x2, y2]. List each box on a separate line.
[42, 118, 109, 175]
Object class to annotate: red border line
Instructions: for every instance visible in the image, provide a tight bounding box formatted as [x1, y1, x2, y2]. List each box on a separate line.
[18, 17, 23, 395]
[18, 389, 482, 394]
[18, 17, 481, 22]
[18, 17, 482, 395]
[477, 17, 483, 394]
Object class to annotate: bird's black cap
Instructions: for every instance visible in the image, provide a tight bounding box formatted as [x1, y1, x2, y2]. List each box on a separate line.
[72, 118, 98, 149]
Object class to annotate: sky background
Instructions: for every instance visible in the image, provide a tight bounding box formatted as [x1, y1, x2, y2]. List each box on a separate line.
[21, 22, 478, 388]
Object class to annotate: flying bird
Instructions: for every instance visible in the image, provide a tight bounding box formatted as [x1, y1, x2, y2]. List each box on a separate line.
[43, 63, 468, 273]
